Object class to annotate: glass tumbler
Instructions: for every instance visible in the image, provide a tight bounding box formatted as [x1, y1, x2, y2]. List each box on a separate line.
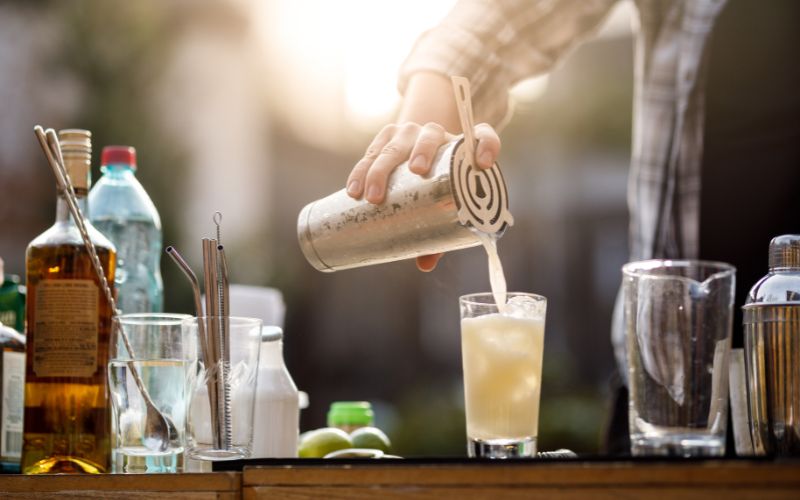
[109, 313, 195, 473]
[184, 316, 261, 461]
[460, 292, 547, 458]
[623, 260, 735, 457]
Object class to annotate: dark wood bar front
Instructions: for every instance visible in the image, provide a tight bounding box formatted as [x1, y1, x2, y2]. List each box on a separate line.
[241, 460, 800, 499]
[1, 459, 798, 499]
[0, 471, 240, 499]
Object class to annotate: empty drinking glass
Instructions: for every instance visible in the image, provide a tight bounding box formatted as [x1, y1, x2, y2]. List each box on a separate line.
[184, 316, 261, 461]
[623, 260, 735, 457]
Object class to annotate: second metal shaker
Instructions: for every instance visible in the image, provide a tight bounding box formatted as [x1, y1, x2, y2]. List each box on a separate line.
[742, 234, 800, 456]
[297, 138, 514, 272]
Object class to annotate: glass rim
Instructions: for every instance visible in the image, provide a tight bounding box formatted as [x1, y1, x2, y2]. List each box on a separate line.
[114, 312, 193, 326]
[459, 292, 547, 307]
[182, 316, 263, 326]
[622, 259, 735, 277]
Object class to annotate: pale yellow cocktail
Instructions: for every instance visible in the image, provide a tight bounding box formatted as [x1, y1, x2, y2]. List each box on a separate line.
[460, 293, 546, 458]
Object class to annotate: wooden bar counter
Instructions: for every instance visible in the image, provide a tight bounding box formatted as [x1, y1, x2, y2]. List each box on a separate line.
[0, 471, 240, 499]
[1, 459, 798, 499]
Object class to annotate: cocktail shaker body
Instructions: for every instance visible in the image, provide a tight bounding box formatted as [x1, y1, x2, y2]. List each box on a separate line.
[742, 234, 800, 456]
[297, 139, 513, 272]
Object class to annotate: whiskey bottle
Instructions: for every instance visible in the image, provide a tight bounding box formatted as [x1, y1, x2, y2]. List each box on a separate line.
[22, 129, 117, 474]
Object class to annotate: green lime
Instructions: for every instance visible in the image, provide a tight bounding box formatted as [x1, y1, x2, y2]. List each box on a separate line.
[324, 448, 384, 459]
[298, 428, 353, 458]
[349, 427, 391, 453]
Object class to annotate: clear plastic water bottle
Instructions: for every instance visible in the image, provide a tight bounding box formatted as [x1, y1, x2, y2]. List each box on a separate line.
[89, 145, 163, 313]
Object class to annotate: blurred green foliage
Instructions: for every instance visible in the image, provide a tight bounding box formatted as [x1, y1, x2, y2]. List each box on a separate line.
[390, 382, 467, 457]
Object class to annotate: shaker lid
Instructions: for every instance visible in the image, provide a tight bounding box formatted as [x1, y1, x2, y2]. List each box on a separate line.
[769, 234, 800, 270]
[745, 234, 800, 307]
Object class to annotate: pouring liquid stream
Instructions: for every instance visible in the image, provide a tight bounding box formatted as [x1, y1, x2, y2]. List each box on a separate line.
[451, 75, 509, 313]
[475, 231, 507, 313]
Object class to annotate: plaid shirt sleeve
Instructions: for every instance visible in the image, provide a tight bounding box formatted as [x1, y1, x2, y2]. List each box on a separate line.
[399, 0, 618, 126]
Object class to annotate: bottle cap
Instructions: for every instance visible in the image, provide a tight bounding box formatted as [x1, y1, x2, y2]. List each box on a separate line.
[327, 401, 374, 428]
[57, 129, 92, 191]
[101, 145, 137, 170]
[769, 234, 800, 270]
[58, 129, 91, 154]
[261, 325, 283, 342]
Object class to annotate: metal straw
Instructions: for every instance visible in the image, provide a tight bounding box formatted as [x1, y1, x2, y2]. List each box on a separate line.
[202, 238, 225, 449]
[165, 246, 209, 367]
[165, 245, 220, 445]
[34, 125, 173, 452]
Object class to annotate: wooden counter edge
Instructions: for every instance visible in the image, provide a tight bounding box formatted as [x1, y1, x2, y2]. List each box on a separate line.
[242, 461, 800, 488]
[0, 471, 240, 493]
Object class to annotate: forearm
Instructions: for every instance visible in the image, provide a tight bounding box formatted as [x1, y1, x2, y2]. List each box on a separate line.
[399, 0, 617, 126]
[397, 72, 462, 133]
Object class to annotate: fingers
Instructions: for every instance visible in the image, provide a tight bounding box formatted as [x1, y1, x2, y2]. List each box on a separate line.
[347, 125, 395, 199]
[347, 120, 496, 205]
[416, 253, 443, 272]
[473, 122, 501, 169]
[408, 122, 449, 175]
[363, 123, 420, 204]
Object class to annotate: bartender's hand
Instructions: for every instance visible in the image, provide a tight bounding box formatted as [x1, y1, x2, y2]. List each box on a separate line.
[345, 72, 502, 271]
[346, 122, 500, 204]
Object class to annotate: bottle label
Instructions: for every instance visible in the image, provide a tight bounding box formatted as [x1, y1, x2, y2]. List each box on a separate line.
[1, 351, 24, 459]
[33, 279, 99, 377]
[0, 311, 15, 329]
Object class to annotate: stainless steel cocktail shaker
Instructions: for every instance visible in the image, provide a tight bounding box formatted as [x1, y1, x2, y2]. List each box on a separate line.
[742, 234, 800, 456]
[297, 138, 513, 272]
